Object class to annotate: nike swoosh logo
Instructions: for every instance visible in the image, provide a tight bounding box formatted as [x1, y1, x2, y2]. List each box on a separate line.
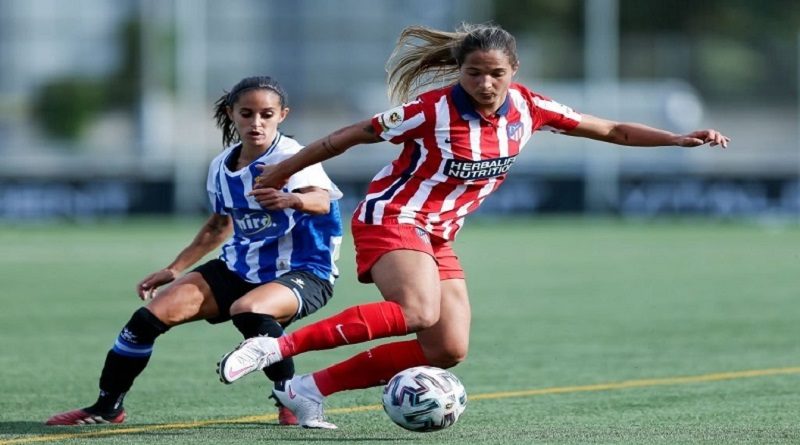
[334, 324, 349, 344]
[288, 386, 297, 399]
[228, 366, 251, 379]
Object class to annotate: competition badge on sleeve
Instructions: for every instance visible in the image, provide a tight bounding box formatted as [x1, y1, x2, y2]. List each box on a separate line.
[377, 106, 404, 132]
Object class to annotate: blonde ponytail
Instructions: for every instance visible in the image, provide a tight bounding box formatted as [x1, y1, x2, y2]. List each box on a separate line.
[385, 26, 464, 104]
[385, 23, 519, 104]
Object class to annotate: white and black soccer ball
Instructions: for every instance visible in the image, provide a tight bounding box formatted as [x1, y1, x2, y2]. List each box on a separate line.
[382, 366, 467, 432]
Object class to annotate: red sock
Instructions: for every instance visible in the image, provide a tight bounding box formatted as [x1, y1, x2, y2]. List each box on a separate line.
[312, 340, 429, 396]
[278, 301, 407, 358]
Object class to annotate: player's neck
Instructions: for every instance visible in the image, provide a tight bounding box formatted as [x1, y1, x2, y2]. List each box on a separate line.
[240, 141, 270, 161]
[472, 98, 505, 118]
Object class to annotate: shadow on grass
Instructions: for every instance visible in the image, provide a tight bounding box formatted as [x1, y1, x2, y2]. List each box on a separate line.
[0, 421, 417, 443]
[0, 421, 52, 435]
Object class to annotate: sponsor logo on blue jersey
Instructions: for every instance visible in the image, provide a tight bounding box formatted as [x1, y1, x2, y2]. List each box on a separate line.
[233, 210, 275, 236]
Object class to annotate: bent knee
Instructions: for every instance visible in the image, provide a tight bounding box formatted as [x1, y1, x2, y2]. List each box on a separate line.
[426, 346, 468, 369]
[228, 299, 256, 315]
[402, 305, 440, 331]
[145, 286, 216, 326]
[145, 305, 183, 327]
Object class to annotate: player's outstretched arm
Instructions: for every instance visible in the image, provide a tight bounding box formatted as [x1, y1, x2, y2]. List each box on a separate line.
[250, 185, 331, 215]
[255, 119, 381, 190]
[136, 214, 232, 300]
[567, 114, 730, 148]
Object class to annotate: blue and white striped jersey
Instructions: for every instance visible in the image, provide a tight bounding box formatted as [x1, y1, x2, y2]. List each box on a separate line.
[206, 133, 343, 284]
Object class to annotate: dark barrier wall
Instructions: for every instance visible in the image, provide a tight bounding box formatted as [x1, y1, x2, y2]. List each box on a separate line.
[0, 176, 797, 220]
[0, 181, 174, 220]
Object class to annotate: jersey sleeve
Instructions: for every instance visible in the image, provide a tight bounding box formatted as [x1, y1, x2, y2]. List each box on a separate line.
[206, 157, 229, 215]
[370, 98, 429, 144]
[530, 93, 582, 134]
[285, 162, 343, 200]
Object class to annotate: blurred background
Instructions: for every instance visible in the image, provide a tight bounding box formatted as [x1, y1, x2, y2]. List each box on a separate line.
[0, 0, 798, 221]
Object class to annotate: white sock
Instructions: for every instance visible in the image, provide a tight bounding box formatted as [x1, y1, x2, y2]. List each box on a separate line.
[294, 374, 324, 403]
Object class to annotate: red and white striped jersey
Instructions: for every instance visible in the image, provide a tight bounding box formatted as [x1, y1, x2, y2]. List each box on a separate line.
[355, 82, 581, 240]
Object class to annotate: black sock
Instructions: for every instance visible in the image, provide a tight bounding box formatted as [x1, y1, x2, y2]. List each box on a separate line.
[89, 390, 126, 415]
[93, 307, 169, 412]
[231, 312, 295, 384]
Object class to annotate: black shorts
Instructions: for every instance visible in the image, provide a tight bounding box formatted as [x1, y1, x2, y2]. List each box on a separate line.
[192, 259, 333, 325]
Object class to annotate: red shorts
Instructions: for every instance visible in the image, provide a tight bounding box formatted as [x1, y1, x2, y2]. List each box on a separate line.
[351, 219, 464, 283]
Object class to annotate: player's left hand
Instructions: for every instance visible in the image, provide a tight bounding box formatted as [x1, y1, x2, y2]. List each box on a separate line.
[676, 129, 730, 148]
[250, 187, 301, 210]
[253, 164, 289, 190]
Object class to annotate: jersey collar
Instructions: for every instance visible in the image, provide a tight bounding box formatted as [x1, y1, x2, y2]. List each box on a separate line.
[224, 132, 282, 172]
[451, 83, 511, 121]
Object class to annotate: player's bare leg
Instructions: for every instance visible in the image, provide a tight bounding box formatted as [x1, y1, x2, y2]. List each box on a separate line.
[219, 249, 440, 383]
[47, 273, 215, 426]
[271, 276, 470, 429]
[415, 278, 471, 369]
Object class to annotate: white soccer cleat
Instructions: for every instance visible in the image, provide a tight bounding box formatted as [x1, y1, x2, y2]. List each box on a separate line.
[272, 377, 337, 429]
[217, 336, 283, 384]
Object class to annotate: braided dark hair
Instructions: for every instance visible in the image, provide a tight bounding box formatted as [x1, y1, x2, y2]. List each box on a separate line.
[213, 76, 289, 147]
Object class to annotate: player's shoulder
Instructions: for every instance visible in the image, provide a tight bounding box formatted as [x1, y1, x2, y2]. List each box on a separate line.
[259, 134, 303, 164]
[509, 82, 546, 101]
[209, 143, 238, 168]
[273, 133, 303, 155]
[510, 83, 573, 115]
[414, 84, 455, 106]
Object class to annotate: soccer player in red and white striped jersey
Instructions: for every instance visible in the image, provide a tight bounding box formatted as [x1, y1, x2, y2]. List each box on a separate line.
[354, 81, 581, 240]
[218, 23, 730, 429]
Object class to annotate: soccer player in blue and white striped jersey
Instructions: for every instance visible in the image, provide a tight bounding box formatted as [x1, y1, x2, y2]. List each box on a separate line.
[47, 76, 343, 427]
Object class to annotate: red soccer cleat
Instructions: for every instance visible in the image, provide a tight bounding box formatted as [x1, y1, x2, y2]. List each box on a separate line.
[269, 392, 298, 426]
[45, 408, 126, 426]
[277, 404, 298, 426]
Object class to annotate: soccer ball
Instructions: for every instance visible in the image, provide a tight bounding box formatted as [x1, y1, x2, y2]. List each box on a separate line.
[382, 366, 467, 432]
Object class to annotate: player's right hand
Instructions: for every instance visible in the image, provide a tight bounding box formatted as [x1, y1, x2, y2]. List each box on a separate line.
[136, 268, 177, 301]
[253, 164, 289, 190]
[676, 129, 730, 148]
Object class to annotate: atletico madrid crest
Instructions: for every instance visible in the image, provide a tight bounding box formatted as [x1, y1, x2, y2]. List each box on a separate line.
[506, 121, 523, 142]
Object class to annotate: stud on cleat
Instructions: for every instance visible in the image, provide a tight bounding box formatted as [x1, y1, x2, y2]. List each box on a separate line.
[46, 408, 126, 426]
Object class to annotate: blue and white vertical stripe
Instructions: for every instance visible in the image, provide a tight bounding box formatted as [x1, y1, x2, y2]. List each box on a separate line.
[206, 134, 343, 285]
